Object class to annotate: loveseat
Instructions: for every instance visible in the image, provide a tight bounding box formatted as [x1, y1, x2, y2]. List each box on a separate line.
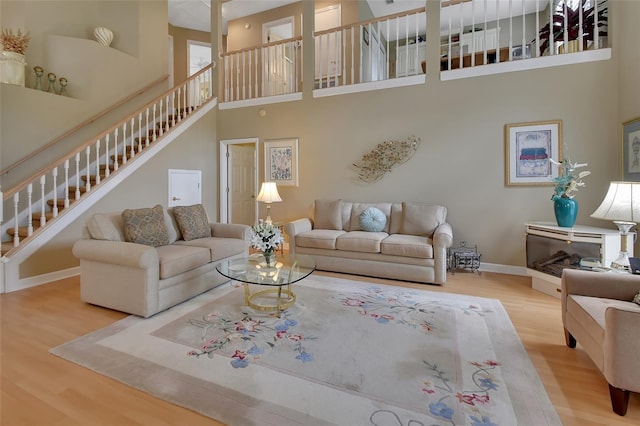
[285, 200, 453, 285]
[73, 204, 251, 317]
[561, 268, 640, 415]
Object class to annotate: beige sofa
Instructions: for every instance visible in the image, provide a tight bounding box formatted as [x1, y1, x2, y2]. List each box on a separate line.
[561, 269, 640, 415]
[285, 200, 453, 285]
[73, 204, 251, 317]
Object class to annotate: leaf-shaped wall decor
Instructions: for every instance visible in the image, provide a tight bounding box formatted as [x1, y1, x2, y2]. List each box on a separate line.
[353, 135, 421, 183]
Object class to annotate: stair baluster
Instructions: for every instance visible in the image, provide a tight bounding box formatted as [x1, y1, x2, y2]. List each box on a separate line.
[64, 160, 70, 209]
[27, 184, 33, 237]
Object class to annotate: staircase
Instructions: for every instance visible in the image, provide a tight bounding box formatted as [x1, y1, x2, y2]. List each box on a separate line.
[0, 65, 216, 293]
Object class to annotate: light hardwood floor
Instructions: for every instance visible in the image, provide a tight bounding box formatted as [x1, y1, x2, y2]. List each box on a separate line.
[1, 270, 638, 425]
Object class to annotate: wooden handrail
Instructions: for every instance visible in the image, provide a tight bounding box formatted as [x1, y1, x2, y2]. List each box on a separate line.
[0, 74, 169, 178]
[2, 65, 213, 200]
[221, 36, 302, 57]
[314, 7, 426, 37]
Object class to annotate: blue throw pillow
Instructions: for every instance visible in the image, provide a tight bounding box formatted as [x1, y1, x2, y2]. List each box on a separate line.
[359, 207, 386, 232]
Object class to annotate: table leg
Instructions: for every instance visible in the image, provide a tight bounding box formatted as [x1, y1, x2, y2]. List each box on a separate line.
[244, 283, 250, 306]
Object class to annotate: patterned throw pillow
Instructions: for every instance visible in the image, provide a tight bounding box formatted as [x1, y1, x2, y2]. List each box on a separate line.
[173, 204, 211, 241]
[121, 204, 170, 247]
[359, 207, 386, 232]
[633, 292, 640, 306]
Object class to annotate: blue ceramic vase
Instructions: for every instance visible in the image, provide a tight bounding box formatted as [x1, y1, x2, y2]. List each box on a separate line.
[554, 197, 578, 228]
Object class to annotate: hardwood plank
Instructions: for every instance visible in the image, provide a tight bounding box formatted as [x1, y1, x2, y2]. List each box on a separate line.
[1, 271, 638, 425]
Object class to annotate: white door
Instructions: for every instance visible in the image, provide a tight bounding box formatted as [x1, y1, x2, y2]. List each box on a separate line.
[262, 17, 294, 96]
[229, 144, 256, 226]
[219, 138, 259, 224]
[315, 5, 341, 83]
[168, 169, 201, 207]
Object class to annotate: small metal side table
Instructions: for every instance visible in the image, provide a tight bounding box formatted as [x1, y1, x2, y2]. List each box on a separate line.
[448, 244, 481, 274]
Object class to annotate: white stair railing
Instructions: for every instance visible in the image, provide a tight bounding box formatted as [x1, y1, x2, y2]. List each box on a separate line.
[222, 37, 302, 103]
[440, 0, 609, 71]
[0, 65, 214, 256]
[314, 7, 427, 88]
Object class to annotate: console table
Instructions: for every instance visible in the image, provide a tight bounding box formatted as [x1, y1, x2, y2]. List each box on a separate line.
[525, 222, 634, 298]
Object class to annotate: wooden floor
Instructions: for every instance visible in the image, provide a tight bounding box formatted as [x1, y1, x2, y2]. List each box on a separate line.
[1, 270, 638, 425]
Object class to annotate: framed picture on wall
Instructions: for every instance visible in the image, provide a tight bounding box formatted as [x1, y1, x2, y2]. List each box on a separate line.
[264, 138, 299, 187]
[623, 116, 640, 181]
[505, 120, 563, 186]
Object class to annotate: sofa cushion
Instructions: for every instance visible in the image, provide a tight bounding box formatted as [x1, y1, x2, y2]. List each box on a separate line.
[86, 212, 125, 242]
[401, 202, 447, 237]
[381, 234, 433, 259]
[165, 208, 182, 243]
[389, 203, 403, 235]
[349, 203, 392, 233]
[297, 229, 346, 250]
[156, 244, 211, 279]
[175, 237, 247, 262]
[173, 204, 211, 241]
[336, 231, 387, 253]
[121, 205, 170, 247]
[360, 207, 386, 232]
[314, 199, 343, 230]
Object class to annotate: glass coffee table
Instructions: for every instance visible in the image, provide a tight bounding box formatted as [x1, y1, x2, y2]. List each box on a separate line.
[216, 253, 315, 315]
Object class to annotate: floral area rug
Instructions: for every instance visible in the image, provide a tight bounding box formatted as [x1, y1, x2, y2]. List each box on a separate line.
[51, 275, 561, 426]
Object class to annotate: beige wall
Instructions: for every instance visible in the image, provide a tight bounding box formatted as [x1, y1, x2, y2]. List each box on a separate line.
[1, 0, 169, 187]
[218, 0, 631, 268]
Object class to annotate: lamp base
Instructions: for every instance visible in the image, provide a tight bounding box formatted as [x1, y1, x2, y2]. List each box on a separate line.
[611, 251, 631, 271]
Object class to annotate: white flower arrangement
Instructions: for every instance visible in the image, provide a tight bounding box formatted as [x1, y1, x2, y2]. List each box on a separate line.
[550, 156, 590, 201]
[250, 221, 284, 254]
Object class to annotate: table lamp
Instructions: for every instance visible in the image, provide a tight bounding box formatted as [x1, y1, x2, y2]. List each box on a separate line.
[256, 182, 282, 224]
[591, 181, 640, 270]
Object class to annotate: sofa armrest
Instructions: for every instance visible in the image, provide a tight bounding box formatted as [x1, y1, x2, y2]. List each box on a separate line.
[562, 269, 640, 301]
[210, 223, 252, 242]
[285, 218, 313, 256]
[285, 218, 313, 237]
[433, 222, 453, 249]
[72, 239, 158, 269]
[432, 222, 453, 285]
[604, 305, 640, 391]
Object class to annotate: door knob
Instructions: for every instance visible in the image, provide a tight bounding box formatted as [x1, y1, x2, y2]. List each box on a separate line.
[172, 196, 181, 201]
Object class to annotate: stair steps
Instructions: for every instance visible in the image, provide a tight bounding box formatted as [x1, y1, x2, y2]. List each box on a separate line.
[1, 103, 198, 250]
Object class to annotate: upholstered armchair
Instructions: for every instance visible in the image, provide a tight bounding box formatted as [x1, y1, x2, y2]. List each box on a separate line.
[561, 269, 640, 415]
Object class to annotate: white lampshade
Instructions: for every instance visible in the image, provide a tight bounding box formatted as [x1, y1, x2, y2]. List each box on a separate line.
[591, 181, 640, 223]
[591, 181, 640, 270]
[256, 182, 282, 224]
[256, 182, 282, 204]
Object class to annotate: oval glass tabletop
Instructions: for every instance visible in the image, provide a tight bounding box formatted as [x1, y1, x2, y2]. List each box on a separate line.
[216, 253, 316, 287]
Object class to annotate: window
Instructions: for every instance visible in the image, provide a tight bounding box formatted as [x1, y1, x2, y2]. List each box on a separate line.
[188, 40, 211, 77]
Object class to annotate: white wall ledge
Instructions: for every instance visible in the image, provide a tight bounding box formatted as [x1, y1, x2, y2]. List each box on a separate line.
[440, 48, 611, 81]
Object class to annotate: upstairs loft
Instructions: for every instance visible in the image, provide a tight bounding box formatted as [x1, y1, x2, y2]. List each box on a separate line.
[211, 0, 610, 109]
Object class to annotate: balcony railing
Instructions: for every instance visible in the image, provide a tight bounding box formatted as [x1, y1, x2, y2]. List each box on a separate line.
[221, 36, 303, 103]
[314, 7, 427, 90]
[439, 0, 608, 72]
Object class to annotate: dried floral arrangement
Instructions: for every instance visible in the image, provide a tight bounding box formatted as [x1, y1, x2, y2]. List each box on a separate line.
[353, 135, 421, 183]
[1, 29, 30, 55]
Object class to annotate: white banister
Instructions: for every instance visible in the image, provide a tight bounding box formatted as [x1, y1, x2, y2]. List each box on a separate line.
[0, 66, 214, 255]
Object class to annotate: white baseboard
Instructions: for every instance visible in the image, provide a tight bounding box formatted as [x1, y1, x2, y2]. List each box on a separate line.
[477, 262, 528, 276]
[6, 266, 80, 293]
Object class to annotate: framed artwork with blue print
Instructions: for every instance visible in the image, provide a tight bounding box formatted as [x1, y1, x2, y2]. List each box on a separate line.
[623, 116, 640, 182]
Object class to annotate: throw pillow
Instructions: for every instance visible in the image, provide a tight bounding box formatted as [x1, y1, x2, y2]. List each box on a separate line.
[400, 202, 447, 236]
[359, 207, 386, 232]
[314, 199, 343, 230]
[121, 204, 170, 247]
[172, 204, 211, 241]
[633, 292, 640, 306]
